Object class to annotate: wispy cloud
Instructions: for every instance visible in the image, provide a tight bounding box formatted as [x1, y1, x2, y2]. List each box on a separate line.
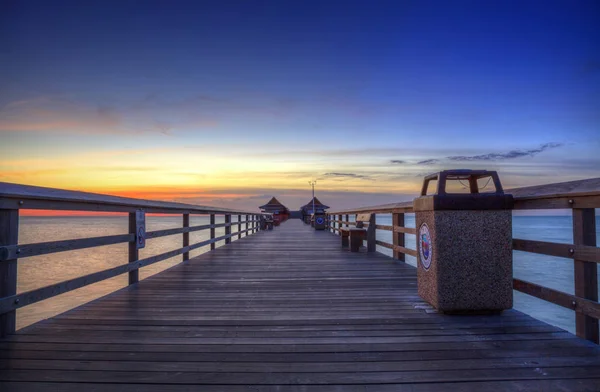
[447, 143, 563, 161]
[321, 172, 372, 180]
[390, 160, 405, 164]
[0, 96, 218, 134]
[0, 97, 126, 134]
[417, 159, 440, 165]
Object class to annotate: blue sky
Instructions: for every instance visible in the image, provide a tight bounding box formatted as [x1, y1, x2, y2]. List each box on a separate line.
[0, 0, 599, 210]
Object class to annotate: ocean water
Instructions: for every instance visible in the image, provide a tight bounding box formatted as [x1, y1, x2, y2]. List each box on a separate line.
[15, 214, 599, 336]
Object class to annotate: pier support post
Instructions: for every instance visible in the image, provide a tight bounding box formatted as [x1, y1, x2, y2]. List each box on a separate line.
[183, 214, 190, 261]
[238, 215, 242, 239]
[225, 214, 231, 244]
[210, 214, 216, 250]
[393, 213, 405, 262]
[367, 214, 376, 252]
[0, 209, 18, 337]
[128, 212, 139, 285]
[573, 208, 599, 344]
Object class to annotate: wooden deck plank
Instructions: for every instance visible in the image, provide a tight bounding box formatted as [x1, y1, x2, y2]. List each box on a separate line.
[2, 380, 600, 392]
[1, 219, 599, 391]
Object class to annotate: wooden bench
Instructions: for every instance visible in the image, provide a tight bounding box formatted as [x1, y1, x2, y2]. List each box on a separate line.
[264, 215, 274, 230]
[340, 213, 371, 252]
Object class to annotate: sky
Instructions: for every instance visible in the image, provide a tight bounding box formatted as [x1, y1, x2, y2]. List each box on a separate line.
[1, 0, 599, 212]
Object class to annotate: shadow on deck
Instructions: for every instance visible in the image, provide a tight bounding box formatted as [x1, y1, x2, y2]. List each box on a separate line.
[1, 219, 599, 391]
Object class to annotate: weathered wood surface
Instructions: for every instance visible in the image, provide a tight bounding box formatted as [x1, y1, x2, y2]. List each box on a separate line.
[573, 208, 599, 343]
[0, 209, 18, 337]
[513, 279, 600, 320]
[508, 177, 600, 199]
[328, 201, 413, 214]
[513, 238, 600, 264]
[1, 220, 599, 391]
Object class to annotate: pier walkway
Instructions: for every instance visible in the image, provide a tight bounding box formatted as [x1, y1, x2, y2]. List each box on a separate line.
[1, 219, 600, 391]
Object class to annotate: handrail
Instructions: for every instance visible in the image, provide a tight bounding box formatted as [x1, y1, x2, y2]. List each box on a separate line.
[324, 177, 600, 344]
[326, 177, 600, 215]
[508, 177, 600, 199]
[327, 201, 413, 215]
[0, 181, 260, 214]
[0, 182, 269, 337]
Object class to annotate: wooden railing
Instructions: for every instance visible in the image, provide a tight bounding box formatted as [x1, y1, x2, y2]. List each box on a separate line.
[510, 178, 599, 344]
[0, 182, 267, 337]
[327, 201, 415, 260]
[327, 178, 600, 344]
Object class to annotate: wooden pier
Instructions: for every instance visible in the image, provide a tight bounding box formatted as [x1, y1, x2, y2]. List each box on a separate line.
[1, 180, 600, 390]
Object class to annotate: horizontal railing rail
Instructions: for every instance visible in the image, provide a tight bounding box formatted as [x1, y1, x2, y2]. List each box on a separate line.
[0, 181, 257, 214]
[0, 182, 268, 337]
[327, 201, 417, 260]
[326, 177, 600, 344]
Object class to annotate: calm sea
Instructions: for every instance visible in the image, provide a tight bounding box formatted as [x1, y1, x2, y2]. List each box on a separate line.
[17, 214, 599, 335]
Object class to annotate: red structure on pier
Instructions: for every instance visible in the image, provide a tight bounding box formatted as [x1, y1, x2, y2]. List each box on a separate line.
[259, 197, 290, 225]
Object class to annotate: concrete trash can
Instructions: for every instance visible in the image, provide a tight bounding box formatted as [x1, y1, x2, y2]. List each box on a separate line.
[414, 170, 514, 313]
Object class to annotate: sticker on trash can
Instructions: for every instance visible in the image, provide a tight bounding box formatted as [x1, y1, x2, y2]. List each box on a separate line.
[419, 223, 432, 270]
[316, 217, 324, 225]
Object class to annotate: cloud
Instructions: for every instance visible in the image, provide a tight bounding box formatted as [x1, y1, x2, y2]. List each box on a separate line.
[417, 159, 440, 165]
[390, 160, 405, 164]
[0, 96, 218, 135]
[0, 97, 126, 134]
[321, 172, 371, 179]
[447, 143, 564, 161]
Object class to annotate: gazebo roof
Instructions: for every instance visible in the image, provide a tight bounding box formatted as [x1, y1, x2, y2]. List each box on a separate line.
[259, 197, 289, 212]
[301, 197, 330, 210]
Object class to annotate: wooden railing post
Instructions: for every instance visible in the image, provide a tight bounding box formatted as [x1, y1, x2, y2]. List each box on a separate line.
[183, 213, 190, 261]
[393, 213, 405, 262]
[225, 214, 231, 244]
[367, 214, 376, 252]
[573, 208, 599, 344]
[338, 214, 342, 235]
[210, 214, 216, 250]
[128, 212, 139, 285]
[238, 214, 242, 239]
[345, 214, 349, 230]
[0, 209, 18, 337]
[245, 214, 249, 235]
